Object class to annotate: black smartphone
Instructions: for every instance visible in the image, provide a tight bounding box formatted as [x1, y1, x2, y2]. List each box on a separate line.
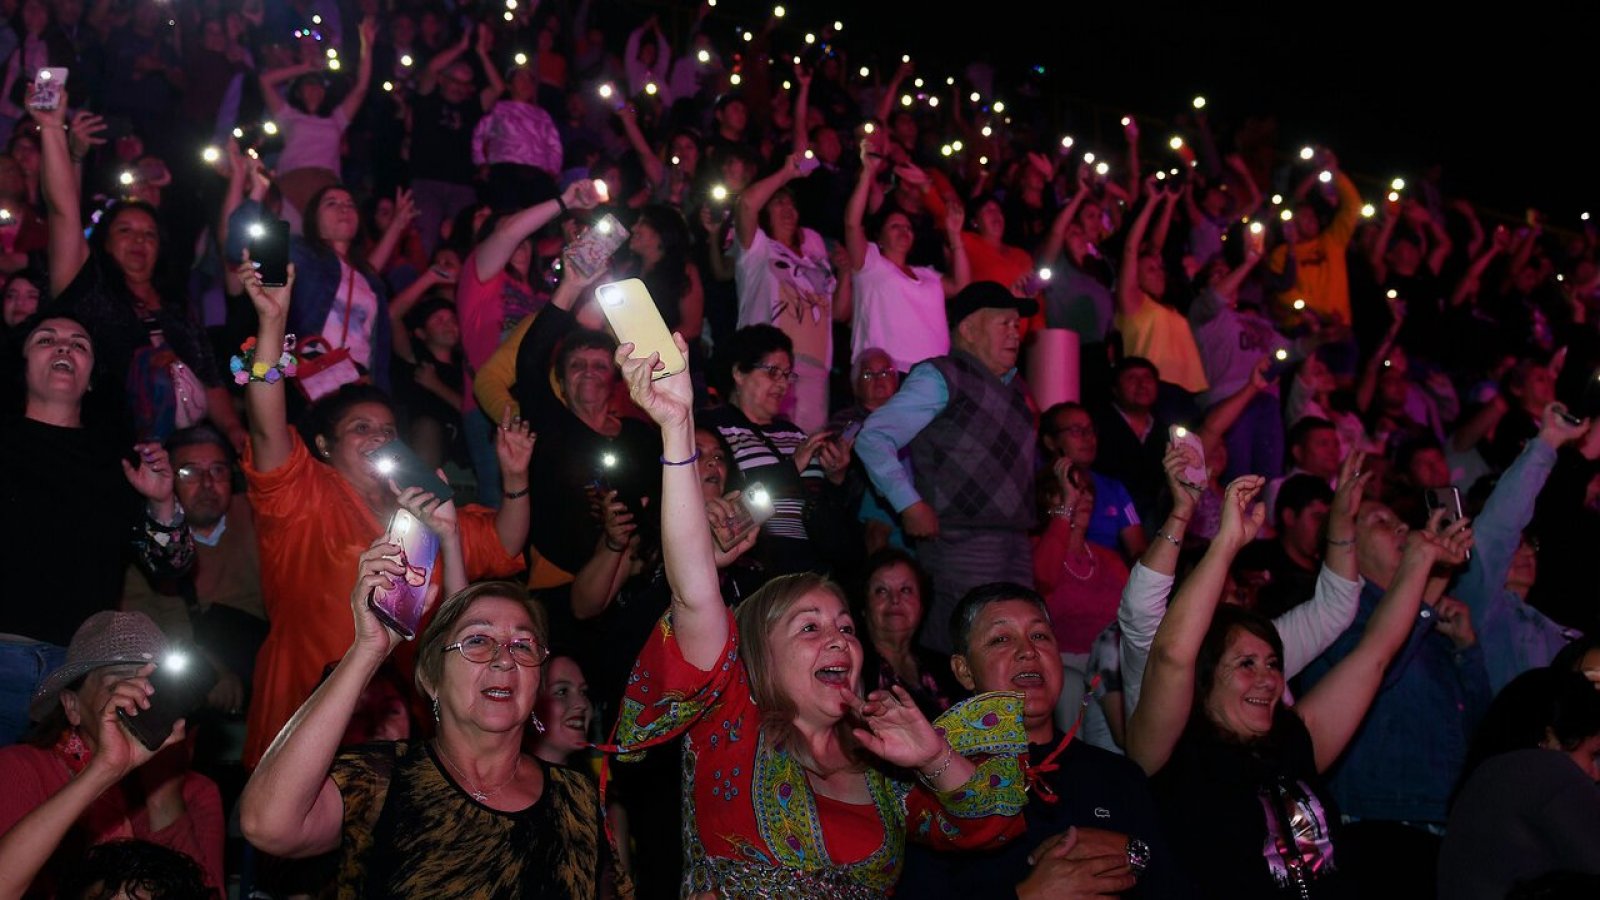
[365, 440, 454, 503]
[115, 653, 216, 752]
[1263, 348, 1296, 382]
[250, 219, 290, 287]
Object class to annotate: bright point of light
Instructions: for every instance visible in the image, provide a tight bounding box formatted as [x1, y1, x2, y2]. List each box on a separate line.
[594, 179, 610, 200]
[863, 122, 875, 134]
[1386, 289, 1399, 299]
[326, 48, 337, 59]
[502, 11, 513, 21]
[742, 31, 753, 42]
[670, 155, 680, 165]
[382, 80, 393, 92]
[927, 96, 939, 107]
[400, 54, 414, 67]
[773, 5, 785, 17]
[1387, 191, 1400, 202]
[248, 222, 265, 238]
[1280, 209, 1294, 222]
[1318, 170, 1332, 184]
[1361, 203, 1376, 218]
[514, 52, 528, 66]
[645, 82, 658, 95]
[730, 73, 741, 85]
[981, 126, 992, 137]
[163, 652, 188, 672]
[1038, 267, 1053, 281]
[913, 78, 924, 88]
[1168, 136, 1184, 150]
[860, 66, 870, 78]
[1174, 426, 1188, 438]
[951, 140, 962, 152]
[202, 146, 220, 163]
[901, 94, 913, 106]
[969, 91, 980, 103]
[327, 58, 340, 70]
[902, 54, 910, 63]
[805, 33, 816, 44]
[782, 80, 791, 90]
[37, 69, 50, 81]
[1193, 96, 1206, 109]
[119, 171, 134, 186]
[1248, 222, 1264, 235]
[946, 77, 955, 86]
[1584, 212, 1592, 222]
[1271, 193, 1283, 205]
[311, 15, 322, 24]
[598, 84, 614, 99]
[698, 49, 711, 64]
[1299, 146, 1314, 160]
[834, 20, 844, 30]
[262, 120, 278, 135]
[1083, 152, 1096, 164]
[1390, 177, 1406, 191]
[601, 452, 617, 468]
[1060, 135, 1074, 149]
[711, 184, 729, 202]
[992, 101, 1005, 113]
[940, 144, 952, 157]
[978, 155, 989, 165]
[1094, 162, 1109, 176]
[1294, 299, 1307, 311]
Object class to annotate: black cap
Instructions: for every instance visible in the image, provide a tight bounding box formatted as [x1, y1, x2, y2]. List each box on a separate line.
[946, 281, 1038, 329]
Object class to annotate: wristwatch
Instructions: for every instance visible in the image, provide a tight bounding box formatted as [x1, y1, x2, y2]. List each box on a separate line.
[1125, 838, 1152, 877]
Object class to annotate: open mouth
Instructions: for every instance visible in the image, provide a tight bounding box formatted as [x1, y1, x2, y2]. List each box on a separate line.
[1011, 671, 1044, 688]
[814, 665, 850, 686]
[1244, 697, 1273, 709]
[482, 687, 513, 702]
[50, 358, 74, 373]
[562, 714, 587, 732]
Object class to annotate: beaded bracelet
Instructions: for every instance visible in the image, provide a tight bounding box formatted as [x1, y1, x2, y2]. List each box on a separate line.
[661, 449, 702, 466]
[230, 335, 299, 386]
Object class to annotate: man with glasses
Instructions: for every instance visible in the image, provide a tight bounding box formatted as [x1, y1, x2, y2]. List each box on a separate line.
[123, 426, 266, 717]
[856, 282, 1038, 654]
[830, 348, 905, 553]
[1040, 402, 1147, 562]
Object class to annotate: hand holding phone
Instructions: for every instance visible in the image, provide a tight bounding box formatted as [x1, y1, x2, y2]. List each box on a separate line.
[566, 214, 629, 280]
[248, 219, 290, 287]
[28, 67, 68, 111]
[367, 509, 439, 639]
[709, 484, 776, 553]
[1169, 425, 1207, 490]
[366, 440, 455, 503]
[115, 653, 216, 752]
[595, 278, 687, 379]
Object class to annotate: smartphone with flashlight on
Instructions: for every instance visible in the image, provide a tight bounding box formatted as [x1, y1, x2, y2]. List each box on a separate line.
[1263, 347, 1296, 383]
[249, 219, 291, 287]
[1423, 485, 1472, 562]
[1169, 425, 1207, 490]
[365, 440, 454, 503]
[367, 508, 439, 639]
[566, 214, 629, 280]
[116, 651, 217, 751]
[28, 67, 67, 110]
[593, 278, 687, 379]
[710, 482, 776, 553]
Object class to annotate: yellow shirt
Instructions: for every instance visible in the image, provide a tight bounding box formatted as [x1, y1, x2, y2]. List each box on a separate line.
[1116, 298, 1209, 394]
[1270, 171, 1362, 325]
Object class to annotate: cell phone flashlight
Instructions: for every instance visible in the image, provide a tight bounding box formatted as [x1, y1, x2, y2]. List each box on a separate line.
[115, 651, 215, 751]
[1169, 425, 1207, 489]
[710, 184, 730, 203]
[710, 481, 776, 553]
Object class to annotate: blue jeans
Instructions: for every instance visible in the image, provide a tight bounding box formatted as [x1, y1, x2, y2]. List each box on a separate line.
[0, 637, 67, 746]
[464, 407, 502, 508]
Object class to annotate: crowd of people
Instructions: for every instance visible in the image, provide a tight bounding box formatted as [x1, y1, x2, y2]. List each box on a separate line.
[2, 0, 1600, 898]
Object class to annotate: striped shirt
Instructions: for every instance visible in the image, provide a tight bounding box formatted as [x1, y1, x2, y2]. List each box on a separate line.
[701, 406, 823, 544]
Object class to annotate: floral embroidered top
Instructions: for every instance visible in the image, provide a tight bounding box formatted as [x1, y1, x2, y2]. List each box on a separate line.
[613, 609, 1029, 898]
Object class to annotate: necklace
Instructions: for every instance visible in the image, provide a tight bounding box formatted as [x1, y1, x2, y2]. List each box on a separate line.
[434, 741, 521, 803]
[1061, 546, 1097, 581]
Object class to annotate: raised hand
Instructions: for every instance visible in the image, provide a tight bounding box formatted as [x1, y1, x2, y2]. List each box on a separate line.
[494, 406, 536, 482]
[1329, 450, 1371, 527]
[393, 480, 458, 541]
[615, 332, 694, 429]
[123, 443, 175, 504]
[1162, 442, 1202, 519]
[601, 489, 637, 549]
[389, 188, 418, 232]
[1216, 475, 1266, 549]
[562, 178, 606, 211]
[1539, 401, 1589, 447]
[237, 253, 294, 323]
[349, 537, 429, 656]
[68, 111, 109, 161]
[1433, 597, 1477, 649]
[845, 686, 945, 769]
[1404, 509, 1474, 569]
[84, 665, 186, 783]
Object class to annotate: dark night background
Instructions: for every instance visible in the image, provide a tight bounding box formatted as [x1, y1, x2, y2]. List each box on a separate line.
[670, 1, 1600, 228]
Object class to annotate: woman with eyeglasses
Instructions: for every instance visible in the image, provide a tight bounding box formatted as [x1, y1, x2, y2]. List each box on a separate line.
[240, 557, 628, 897]
[702, 324, 855, 577]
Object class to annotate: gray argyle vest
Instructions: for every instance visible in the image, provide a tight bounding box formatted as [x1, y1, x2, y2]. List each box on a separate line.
[908, 350, 1036, 530]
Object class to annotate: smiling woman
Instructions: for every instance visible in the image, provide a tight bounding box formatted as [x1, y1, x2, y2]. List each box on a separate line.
[609, 330, 1029, 897]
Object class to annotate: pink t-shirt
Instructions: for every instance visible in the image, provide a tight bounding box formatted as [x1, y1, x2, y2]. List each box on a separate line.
[455, 251, 543, 412]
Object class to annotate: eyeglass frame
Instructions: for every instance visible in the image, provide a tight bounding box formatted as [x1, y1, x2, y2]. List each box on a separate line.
[175, 463, 233, 483]
[857, 369, 898, 382]
[443, 634, 552, 668]
[749, 363, 800, 384]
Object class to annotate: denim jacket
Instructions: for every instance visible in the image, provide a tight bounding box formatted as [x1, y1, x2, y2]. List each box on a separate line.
[1455, 437, 1578, 692]
[225, 199, 391, 389]
[1299, 581, 1492, 824]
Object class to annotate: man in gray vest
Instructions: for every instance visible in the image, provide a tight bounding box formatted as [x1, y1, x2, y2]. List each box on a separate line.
[855, 281, 1039, 653]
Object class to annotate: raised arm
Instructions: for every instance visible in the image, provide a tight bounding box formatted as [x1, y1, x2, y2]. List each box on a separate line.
[333, 16, 378, 122]
[387, 263, 455, 363]
[734, 153, 807, 251]
[843, 138, 881, 271]
[241, 545, 429, 857]
[1126, 476, 1266, 775]
[616, 333, 726, 670]
[236, 257, 294, 473]
[1037, 172, 1091, 266]
[874, 59, 913, 125]
[474, 24, 504, 111]
[1296, 515, 1473, 772]
[615, 104, 665, 188]
[257, 60, 316, 116]
[475, 179, 602, 283]
[939, 200, 971, 297]
[366, 187, 417, 275]
[1116, 184, 1164, 321]
[791, 66, 812, 155]
[1148, 187, 1179, 256]
[31, 96, 90, 297]
[418, 27, 470, 96]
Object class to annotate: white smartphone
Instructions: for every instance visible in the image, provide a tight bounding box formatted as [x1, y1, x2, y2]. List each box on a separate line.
[593, 278, 687, 380]
[1169, 425, 1207, 489]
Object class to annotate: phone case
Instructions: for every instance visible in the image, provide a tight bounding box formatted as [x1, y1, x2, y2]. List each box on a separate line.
[252, 220, 290, 287]
[28, 68, 67, 110]
[365, 441, 454, 503]
[367, 509, 438, 639]
[115, 659, 215, 751]
[594, 278, 687, 380]
[1169, 426, 1207, 488]
[710, 483, 776, 553]
[567, 215, 630, 279]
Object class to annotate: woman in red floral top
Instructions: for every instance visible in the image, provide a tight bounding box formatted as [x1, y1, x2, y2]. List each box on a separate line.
[609, 334, 1029, 898]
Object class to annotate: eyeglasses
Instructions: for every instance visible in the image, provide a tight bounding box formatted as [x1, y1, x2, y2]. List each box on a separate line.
[176, 463, 231, 483]
[751, 364, 799, 384]
[857, 369, 897, 382]
[444, 634, 551, 668]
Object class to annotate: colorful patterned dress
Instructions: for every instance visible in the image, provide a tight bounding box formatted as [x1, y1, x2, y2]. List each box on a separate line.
[613, 609, 1029, 898]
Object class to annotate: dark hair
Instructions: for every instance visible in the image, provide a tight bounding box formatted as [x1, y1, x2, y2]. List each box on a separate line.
[948, 582, 1050, 656]
[57, 839, 211, 900]
[1041, 401, 1088, 435]
[403, 296, 456, 336]
[1457, 668, 1600, 798]
[303, 383, 395, 456]
[1275, 473, 1334, 528]
[87, 200, 185, 313]
[713, 324, 792, 397]
[856, 548, 931, 638]
[1193, 606, 1284, 736]
[1112, 356, 1159, 380]
[554, 329, 619, 382]
[1552, 637, 1600, 675]
[4, 266, 46, 300]
[301, 184, 370, 270]
[635, 204, 692, 308]
[165, 424, 234, 462]
[1286, 416, 1336, 451]
[289, 72, 333, 115]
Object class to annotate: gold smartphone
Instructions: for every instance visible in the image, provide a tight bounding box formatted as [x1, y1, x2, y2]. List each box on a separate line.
[594, 278, 687, 380]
